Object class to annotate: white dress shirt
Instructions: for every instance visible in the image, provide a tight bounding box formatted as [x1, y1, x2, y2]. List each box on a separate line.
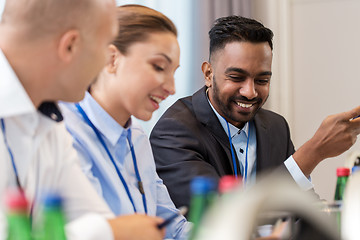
[0, 49, 114, 240]
[0, 122, 8, 240]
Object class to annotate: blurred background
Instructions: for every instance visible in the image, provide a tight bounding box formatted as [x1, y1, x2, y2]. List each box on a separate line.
[1, 0, 359, 203]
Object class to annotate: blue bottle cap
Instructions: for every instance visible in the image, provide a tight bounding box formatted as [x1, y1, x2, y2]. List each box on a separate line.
[42, 193, 63, 208]
[190, 176, 217, 195]
[352, 165, 360, 174]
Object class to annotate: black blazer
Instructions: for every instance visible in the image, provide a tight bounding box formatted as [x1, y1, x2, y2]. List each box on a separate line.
[150, 86, 296, 209]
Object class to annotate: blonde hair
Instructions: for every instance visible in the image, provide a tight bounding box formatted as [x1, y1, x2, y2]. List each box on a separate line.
[112, 4, 177, 55]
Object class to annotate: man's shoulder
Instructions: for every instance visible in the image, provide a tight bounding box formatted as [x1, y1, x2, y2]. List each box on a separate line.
[159, 95, 196, 121]
[160, 87, 207, 119]
[151, 93, 207, 137]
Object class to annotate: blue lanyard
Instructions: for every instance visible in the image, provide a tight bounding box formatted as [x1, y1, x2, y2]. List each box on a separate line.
[75, 104, 148, 214]
[1, 118, 36, 223]
[1, 118, 20, 188]
[244, 123, 251, 182]
[222, 117, 251, 183]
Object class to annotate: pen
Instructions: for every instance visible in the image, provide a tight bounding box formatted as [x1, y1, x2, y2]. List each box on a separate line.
[351, 115, 360, 120]
[157, 206, 188, 229]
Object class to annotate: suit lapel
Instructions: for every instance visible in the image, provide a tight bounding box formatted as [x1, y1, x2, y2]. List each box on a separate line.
[253, 110, 271, 171]
[192, 86, 240, 175]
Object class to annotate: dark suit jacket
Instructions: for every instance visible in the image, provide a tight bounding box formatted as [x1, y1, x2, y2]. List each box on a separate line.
[150, 86, 296, 209]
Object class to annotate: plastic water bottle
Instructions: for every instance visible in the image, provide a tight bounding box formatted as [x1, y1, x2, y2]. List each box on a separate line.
[334, 167, 350, 202]
[218, 175, 241, 196]
[35, 193, 66, 240]
[334, 167, 350, 234]
[5, 189, 32, 240]
[188, 176, 217, 240]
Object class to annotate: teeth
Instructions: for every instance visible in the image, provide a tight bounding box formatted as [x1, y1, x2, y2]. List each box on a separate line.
[150, 95, 162, 104]
[236, 102, 253, 108]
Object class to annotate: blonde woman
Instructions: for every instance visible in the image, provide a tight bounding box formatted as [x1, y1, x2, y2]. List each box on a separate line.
[60, 4, 190, 239]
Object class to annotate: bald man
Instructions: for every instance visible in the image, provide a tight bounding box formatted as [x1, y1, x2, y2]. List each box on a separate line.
[0, 0, 165, 239]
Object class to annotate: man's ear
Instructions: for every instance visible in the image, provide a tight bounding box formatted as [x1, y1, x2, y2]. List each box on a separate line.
[57, 30, 81, 62]
[106, 44, 120, 74]
[201, 61, 213, 88]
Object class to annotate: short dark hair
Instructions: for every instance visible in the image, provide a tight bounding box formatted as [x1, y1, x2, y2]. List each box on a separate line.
[209, 16, 273, 60]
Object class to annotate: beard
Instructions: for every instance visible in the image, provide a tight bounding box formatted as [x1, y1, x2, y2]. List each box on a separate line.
[211, 76, 267, 128]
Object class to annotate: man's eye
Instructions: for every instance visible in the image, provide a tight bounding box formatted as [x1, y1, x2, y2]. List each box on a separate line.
[228, 75, 246, 81]
[256, 79, 270, 85]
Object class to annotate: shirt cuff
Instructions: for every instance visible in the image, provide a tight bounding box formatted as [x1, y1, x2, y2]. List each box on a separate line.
[66, 213, 114, 240]
[284, 155, 314, 191]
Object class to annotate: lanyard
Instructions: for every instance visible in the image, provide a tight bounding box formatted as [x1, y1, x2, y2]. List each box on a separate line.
[222, 117, 251, 184]
[244, 122, 251, 182]
[1, 118, 35, 223]
[1, 118, 21, 188]
[75, 104, 148, 214]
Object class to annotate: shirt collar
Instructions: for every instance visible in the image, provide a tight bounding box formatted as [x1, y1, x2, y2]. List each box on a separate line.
[38, 102, 63, 122]
[79, 92, 129, 146]
[206, 90, 249, 138]
[0, 48, 35, 118]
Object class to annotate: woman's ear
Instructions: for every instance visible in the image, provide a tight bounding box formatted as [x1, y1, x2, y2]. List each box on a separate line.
[106, 44, 120, 74]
